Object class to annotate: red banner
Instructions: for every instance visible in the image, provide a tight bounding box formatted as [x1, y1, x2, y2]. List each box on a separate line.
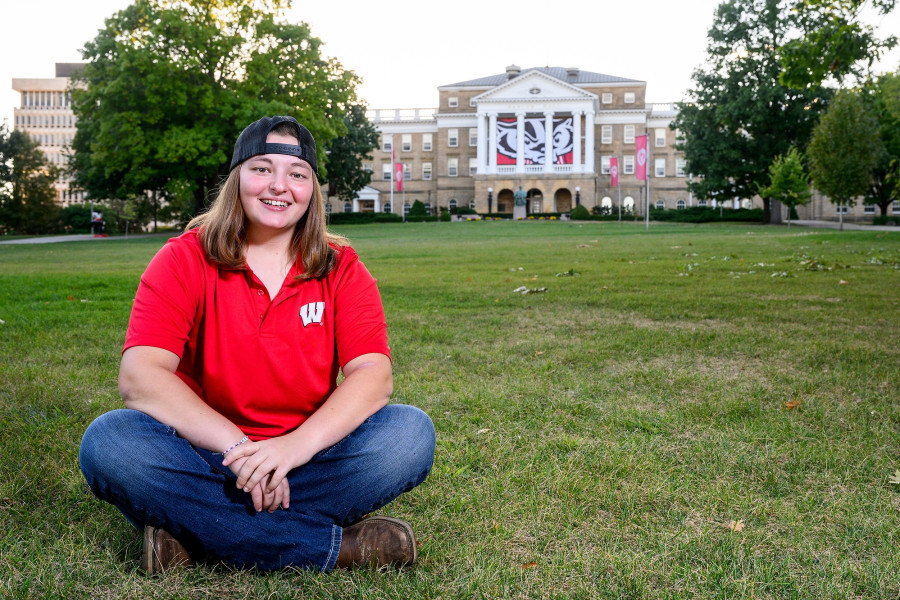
[395, 163, 403, 192]
[635, 135, 648, 181]
[610, 157, 619, 187]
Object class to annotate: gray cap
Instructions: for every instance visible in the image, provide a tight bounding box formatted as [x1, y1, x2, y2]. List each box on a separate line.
[229, 116, 318, 174]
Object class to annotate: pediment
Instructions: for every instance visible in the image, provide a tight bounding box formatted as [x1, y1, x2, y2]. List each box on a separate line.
[474, 70, 596, 103]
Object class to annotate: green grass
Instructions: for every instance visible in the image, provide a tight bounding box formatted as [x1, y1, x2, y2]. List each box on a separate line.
[1, 221, 899, 599]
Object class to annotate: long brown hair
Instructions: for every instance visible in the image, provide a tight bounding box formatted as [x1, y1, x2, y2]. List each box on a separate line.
[186, 135, 347, 280]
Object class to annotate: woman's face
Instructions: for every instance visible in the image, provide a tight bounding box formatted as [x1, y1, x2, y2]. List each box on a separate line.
[239, 131, 315, 237]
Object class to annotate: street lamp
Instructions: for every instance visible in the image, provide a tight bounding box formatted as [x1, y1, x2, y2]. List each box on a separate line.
[487, 187, 493, 215]
[575, 186, 581, 206]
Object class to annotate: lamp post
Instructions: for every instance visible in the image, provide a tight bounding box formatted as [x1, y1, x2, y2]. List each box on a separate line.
[487, 187, 493, 215]
[575, 186, 581, 207]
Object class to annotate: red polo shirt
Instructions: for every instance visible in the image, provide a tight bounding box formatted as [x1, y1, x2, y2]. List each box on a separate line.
[124, 230, 390, 440]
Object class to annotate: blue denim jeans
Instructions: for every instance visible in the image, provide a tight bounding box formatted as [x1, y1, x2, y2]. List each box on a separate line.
[79, 404, 435, 571]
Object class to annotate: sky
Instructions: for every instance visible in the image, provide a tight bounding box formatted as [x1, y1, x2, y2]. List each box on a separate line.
[3, 0, 899, 128]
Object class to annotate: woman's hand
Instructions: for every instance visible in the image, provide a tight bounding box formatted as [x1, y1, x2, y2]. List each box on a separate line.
[221, 437, 306, 511]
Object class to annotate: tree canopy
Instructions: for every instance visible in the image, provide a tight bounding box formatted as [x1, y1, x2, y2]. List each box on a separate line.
[0, 124, 60, 235]
[779, 0, 897, 88]
[71, 0, 362, 216]
[325, 104, 379, 203]
[807, 88, 882, 228]
[866, 71, 900, 215]
[672, 0, 830, 223]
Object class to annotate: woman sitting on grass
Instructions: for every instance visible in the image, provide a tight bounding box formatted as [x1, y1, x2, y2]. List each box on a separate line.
[79, 116, 435, 574]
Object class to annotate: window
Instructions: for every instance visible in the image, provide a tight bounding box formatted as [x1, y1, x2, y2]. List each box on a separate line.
[469, 97, 477, 107]
[469, 129, 477, 146]
[403, 163, 412, 180]
[836, 205, 849, 214]
[401, 134, 412, 152]
[403, 202, 411, 216]
[448, 129, 458, 147]
[448, 96, 458, 108]
[655, 158, 666, 177]
[382, 163, 391, 181]
[422, 133, 433, 151]
[469, 199, 476, 209]
[656, 200, 665, 209]
[624, 92, 635, 104]
[676, 159, 686, 177]
[363, 163, 372, 173]
[624, 155, 635, 174]
[469, 157, 477, 176]
[601, 156, 611, 175]
[448, 158, 458, 177]
[602, 197, 613, 209]
[382, 135, 392, 153]
[676, 200, 686, 210]
[449, 198, 458, 210]
[624, 196, 635, 212]
[424, 202, 432, 215]
[892, 200, 900, 214]
[383, 202, 392, 213]
[655, 128, 666, 147]
[601, 93, 612, 104]
[624, 125, 635, 144]
[601, 126, 612, 144]
[864, 204, 875, 214]
[422, 162, 432, 180]
[698, 199, 708, 208]
[343, 202, 352, 213]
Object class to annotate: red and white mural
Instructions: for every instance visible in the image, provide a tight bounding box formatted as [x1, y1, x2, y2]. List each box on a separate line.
[496, 116, 574, 165]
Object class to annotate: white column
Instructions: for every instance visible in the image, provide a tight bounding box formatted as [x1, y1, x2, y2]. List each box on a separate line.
[573, 111, 582, 172]
[488, 112, 498, 174]
[477, 112, 487, 174]
[585, 110, 595, 172]
[352, 198, 359, 213]
[543, 111, 554, 172]
[516, 111, 526, 173]
[374, 197, 380, 213]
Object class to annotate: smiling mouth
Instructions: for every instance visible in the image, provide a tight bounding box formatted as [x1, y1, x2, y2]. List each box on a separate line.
[261, 199, 290, 207]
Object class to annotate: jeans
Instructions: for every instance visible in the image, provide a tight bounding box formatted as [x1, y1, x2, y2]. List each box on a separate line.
[79, 404, 435, 571]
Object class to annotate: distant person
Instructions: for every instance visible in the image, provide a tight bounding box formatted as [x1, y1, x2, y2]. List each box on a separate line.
[79, 116, 435, 574]
[91, 211, 104, 235]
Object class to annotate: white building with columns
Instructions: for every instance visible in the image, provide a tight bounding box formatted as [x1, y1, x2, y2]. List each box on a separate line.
[339, 65, 692, 216]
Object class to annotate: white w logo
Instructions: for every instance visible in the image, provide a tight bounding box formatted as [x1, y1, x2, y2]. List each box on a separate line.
[299, 302, 325, 327]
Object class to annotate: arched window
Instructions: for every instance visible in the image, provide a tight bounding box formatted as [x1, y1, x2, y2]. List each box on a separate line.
[655, 200, 665, 210]
[601, 196, 613, 209]
[403, 202, 411, 216]
[424, 202, 432, 215]
[469, 199, 476, 209]
[741, 199, 752, 209]
[325, 202, 332, 214]
[383, 202, 392, 213]
[676, 200, 686, 210]
[698, 199, 708, 208]
[623, 196, 635, 213]
[448, 198, 458, 210]
[343, 202, 352, 213]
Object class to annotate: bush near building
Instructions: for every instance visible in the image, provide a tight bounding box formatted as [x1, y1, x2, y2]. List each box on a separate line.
[650, 207, 764, 223]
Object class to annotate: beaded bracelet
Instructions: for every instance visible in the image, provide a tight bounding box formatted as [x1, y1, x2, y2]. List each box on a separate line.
[223, 436, 249, 456]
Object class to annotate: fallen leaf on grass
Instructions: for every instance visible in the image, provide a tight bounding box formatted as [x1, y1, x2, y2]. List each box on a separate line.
[534, 351, 544, 356]
[522, 562, 538, 569]
[512, 286, 548, 295]
[783, 400, 801, 409]
[729, 519, 745, 532]
[0, 318, 5, 325]
[839, 280, 849, 285]
[576, 244, 593, 248]
[889, 470, 900, 485]
[476, 428, 491, 435]
[67, 296, 75, 301]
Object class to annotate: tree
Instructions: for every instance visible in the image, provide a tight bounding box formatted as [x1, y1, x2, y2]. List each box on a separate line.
[71, 0, 360, 216]
[779, 0, 897, 88]
[673, 0, 830, 224]
[807, 89, 883, 230]
[758, 147, 811, 226]
[866, 71, 900, 216]
[0, 124, 61, 235]
[325, 104, 379, 203]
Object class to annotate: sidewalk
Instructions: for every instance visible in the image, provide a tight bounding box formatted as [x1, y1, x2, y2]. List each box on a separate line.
[0, 234, 114, 245]
[788, 220, 899, 232]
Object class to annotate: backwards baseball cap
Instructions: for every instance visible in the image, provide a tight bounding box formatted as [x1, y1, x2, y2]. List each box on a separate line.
[229, 116, 318, 174]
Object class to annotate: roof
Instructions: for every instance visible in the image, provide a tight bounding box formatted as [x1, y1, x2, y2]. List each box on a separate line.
[442, 67, 644, 88]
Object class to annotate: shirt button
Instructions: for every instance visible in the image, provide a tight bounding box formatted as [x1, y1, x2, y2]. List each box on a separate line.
[257, 289, 264, 295]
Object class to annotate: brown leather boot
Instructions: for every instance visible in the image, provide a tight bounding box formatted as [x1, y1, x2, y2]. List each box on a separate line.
[336, 516, 417, 569]
[141, 525, 193, 575]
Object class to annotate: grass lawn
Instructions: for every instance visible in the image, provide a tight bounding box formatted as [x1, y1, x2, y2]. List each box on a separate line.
[1, 221, 898, 599]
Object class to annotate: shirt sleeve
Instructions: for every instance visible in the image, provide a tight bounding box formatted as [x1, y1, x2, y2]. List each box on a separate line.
[331, 247, 391, 368]
[124, 234, 206, 358]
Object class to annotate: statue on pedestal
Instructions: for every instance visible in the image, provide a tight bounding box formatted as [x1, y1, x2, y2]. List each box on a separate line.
[514, 186, 527, 206]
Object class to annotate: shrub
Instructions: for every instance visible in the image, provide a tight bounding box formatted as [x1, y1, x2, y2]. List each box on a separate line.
[873, 215, 900, 225]
[327, 212, 403, 225]
[409, 200, 427, 217]
[649, 207, 764, 223]
[570, 204, 591, 220]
